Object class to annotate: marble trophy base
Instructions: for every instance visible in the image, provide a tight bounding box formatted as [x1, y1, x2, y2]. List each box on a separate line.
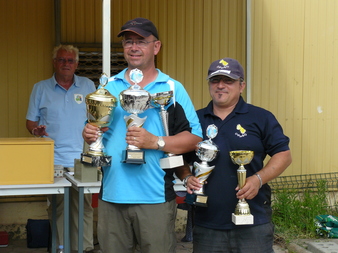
[121, 149, 145, 164]
[160, 155, 184, 169]
[74, 159, 99, 182]
[232, 213, 254, 225]
[81, 153, 112, 167]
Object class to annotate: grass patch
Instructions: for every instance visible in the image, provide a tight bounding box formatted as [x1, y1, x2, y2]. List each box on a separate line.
[272, 180, 338, 242]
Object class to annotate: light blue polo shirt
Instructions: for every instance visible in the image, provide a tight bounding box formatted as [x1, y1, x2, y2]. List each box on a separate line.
[100, 68, 202, 204]
[26, 74, 96, 167]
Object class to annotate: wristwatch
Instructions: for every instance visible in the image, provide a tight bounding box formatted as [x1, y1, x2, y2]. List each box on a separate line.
[183, 175, 193, 188]
[157, 136, 165, 150]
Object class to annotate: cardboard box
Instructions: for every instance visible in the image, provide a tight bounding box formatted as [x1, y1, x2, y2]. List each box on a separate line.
[0, 231, 9, 247]
[0, 137, 54, 185]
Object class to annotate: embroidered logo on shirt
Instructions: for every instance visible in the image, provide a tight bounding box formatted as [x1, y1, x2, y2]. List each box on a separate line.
[235, 124, 247, 138]
[74, 94, 84, 104]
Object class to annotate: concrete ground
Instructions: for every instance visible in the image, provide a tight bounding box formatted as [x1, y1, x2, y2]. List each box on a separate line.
[0, 232, 289, 253]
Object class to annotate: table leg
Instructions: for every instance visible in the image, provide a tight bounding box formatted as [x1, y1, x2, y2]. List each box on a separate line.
[78, 187, 84, 253]
[64, 187, 70, 253]
[52, 195, 57, 253]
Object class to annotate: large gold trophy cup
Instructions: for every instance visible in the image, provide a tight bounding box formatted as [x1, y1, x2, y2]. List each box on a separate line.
[81, 73, 117, 167]
[152, 91, 184, 169]
[229, 150, 254, 225]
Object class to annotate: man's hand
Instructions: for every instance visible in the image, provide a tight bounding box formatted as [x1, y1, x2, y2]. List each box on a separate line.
[33, 125, 48, 137]
[125, 126, 158, 150]
[185, 176, 203, 194]
[82, 123, 109, 144]
[235, 175, 260, 200]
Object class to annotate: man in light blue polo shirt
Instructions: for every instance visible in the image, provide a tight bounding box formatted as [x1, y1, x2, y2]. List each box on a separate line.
[83, 18, 202, 253]
[26, 45, 96, 252]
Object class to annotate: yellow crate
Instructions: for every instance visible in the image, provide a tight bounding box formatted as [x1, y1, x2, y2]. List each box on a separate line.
[0, 138, 54, 185]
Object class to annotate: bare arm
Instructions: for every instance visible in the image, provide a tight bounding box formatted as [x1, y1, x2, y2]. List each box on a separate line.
[83, 124, 201, 154]
[175, 161, 202, 194]
[237, 150, 292, 200]
[175, 161, 192, 181]
[126, 127, 202, 154]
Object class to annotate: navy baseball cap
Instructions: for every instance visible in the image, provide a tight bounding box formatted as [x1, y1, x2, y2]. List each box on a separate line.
[207, 58, 244, 80]
[117, 17, 159, 39]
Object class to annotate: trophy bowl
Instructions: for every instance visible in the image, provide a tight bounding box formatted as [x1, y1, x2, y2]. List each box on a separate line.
[119, 87, 151, 115]
[229, 150, 254, 166]
[87, 88, 117, 128]
[196, 140, 219, 164]
[151, 91, 173, 109]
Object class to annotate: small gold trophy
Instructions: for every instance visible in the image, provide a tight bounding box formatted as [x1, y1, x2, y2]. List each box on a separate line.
[193, 124, 219, 207]
[81, 73, 117, 167]
[152, 91, 184, 169]
[229, 150, 254, 225]
[120, 69, 151, 164]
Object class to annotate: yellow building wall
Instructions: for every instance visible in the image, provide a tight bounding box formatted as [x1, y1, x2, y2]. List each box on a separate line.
[60, 0, 246, 110]
[2, 0, 337, 177]
[0, 0, 245, 137]
[0, 0, 246, 229]
[2, 0, 338, 233]
[0, 0, 55, 137]
[251, 0, 338, 176]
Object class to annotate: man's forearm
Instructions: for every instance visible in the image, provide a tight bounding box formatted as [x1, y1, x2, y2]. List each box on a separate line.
[163, 131, 201, 154]
[256, 150, 292, 185]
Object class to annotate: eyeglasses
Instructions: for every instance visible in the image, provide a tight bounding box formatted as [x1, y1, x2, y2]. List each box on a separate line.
[208, 76, 240, 84]
[55, 58, 77, 64]
[122, 39, 157, 49]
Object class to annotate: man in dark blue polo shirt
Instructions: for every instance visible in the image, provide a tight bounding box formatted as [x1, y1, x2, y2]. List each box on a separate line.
[183, 57, 292, 252]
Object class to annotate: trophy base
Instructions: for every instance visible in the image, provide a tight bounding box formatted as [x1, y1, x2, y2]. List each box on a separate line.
[81, 153, 112, 167]
[193, 195, 208, 207]
[74, 159, 99, 182]
[232, 213, 254, 225]
[121, 149, 146, 164]
[160, 155, 184, 169]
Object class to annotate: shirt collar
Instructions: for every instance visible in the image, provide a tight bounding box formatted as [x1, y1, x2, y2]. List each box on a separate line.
[112, 68, 170, 85]
[52, 73, 78, 88]
[204, 96, 249, 117]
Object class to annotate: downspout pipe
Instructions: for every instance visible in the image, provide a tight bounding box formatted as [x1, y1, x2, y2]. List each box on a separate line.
[102, 0, 111, 77]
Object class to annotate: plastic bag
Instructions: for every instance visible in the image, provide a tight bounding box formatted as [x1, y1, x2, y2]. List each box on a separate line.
[315, 215, 338, 238]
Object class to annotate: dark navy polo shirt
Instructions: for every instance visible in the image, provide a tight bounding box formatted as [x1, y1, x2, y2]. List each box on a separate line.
[193, 96, 290, 230]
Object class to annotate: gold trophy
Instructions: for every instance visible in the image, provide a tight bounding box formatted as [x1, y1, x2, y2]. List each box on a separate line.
[120, 69, 151, 164]
[81, 73, 117, 167]
[229, 150, 254, 225]
[193, 124, 219, 207]
[152, 91, 184, 169]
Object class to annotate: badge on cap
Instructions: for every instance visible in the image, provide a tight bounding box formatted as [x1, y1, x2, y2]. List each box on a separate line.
[219, 59, 229, 67]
